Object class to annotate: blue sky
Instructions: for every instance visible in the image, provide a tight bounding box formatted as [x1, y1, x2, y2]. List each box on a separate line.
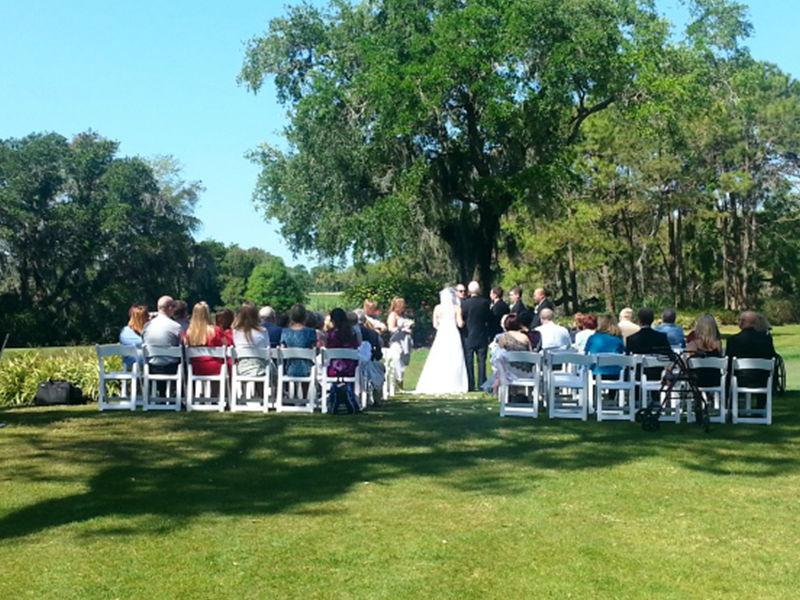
[1, 0, 797, 267]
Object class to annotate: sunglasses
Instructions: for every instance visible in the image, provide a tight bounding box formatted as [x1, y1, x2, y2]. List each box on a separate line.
[456, 288, 466, 293]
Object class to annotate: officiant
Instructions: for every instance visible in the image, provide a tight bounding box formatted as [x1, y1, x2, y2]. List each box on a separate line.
[460, 281, 492, 392]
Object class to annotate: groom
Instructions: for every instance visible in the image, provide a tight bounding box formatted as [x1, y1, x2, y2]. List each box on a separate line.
[460, 281, 492, 392]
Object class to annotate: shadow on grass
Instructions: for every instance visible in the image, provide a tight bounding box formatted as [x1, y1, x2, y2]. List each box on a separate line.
[1, 391, 798, 541]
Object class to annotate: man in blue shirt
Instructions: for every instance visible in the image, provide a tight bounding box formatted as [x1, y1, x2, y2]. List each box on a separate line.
[259, 306, 284, 347]
[655, 308, 685, 349]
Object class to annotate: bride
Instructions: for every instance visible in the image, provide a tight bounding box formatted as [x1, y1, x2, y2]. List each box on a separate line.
[415, 287, 469, 395]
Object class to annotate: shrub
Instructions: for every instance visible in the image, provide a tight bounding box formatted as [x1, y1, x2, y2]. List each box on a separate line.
[761, 296, 798, 326]
[0, 349, 117, 407]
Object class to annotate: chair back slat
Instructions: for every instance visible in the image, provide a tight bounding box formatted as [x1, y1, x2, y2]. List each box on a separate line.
[688, 357, 727, 370]
[504, 351, 542, 366]
[231, 346, 270, 361]
[279, 347, 317, 361]
[733, 358, 774, 372]
[595, 353, 639, 368]
[96, 344, 140, 358]
[185, 346, 227, 359]
[640, 355, 672, 369]
[549, 352, 594, 367]
[143, 344, 183, 359]
[322, 348, 361, 362]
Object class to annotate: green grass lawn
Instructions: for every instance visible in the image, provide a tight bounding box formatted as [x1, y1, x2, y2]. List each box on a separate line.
[1, 328, 798, 598]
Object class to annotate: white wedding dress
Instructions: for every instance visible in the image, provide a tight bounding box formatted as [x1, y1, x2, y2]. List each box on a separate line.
[415, 288, 469, 395]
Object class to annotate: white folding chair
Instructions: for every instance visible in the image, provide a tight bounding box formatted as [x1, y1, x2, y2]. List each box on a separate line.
[731, 358, 774, 425]
[639, 355, 679, 422]
[687, 356, 728, 424]
[229, 347, 273, 413]
[185, 346, 228, 412]
[142, 345, 184, 411]
[320, 348, 363, 412]
[276, 347, 317, 413]
[547, 352, 594, 421]
[593, 354, 640, 422]
[96, 344, 140, 411]
[498, 351, 542, 418]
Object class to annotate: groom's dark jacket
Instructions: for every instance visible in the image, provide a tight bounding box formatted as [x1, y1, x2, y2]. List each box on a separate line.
[461, 295, 492, 349]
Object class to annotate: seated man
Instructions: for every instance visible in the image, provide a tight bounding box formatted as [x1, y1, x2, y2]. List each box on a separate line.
[259, 305, 283, 347]
[726, 311, 776, 390]
[655, 308, 686, 349]
[535, 308, 571, 350]
[141, 295, 182, 394]
[626, 308, 671, 405]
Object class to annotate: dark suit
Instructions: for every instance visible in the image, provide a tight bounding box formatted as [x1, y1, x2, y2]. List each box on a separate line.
[461, 295, 492, 391]
[726, 328, 775, 388]
[530, 298, 556, 328]
[626, 327, 672, 405]
[625, 327, 672, 357]
[490, 299, 509, 337]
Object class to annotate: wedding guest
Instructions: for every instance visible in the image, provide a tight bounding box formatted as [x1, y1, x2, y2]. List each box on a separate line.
[508, 286, 529, 319]
[725, 310, 776, 391]
[233, 302, 269, 376]
[536, 308, 571, 350]
[183, 302, 225, 376]
[461, 281, 492, 391]
[489, 286, 509, 337]
[572, 313, 597, 354]
[585, 314, 625, 372]
[324, 308, 360, 378]
[258, 305, 283, 347]
[684, 314, 724, 388]
[517, 310, 542, 352]
[387, 297, 414, 388]
[530, 287, 556, 328]
[119, 304, 149, 370]
[618, 307, 640, 342]
[142, 296, 182, 384]
[363, 299, 387, 333]
[280, 304, 318, 378]
[625, 308, 671, 356]
[215, 308, 234, 346]
[172, 300, 190, 333]
[655, 308, 685, 349]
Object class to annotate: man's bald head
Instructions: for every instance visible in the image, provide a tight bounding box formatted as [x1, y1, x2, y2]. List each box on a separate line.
[539, 308, 554, 323]
[739, 310, 758, 330]
[157, 295, 175, 315]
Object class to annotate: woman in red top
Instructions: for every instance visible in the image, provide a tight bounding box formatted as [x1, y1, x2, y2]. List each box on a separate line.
[324, 308, 360, 378]
[183, 302, 225, 375]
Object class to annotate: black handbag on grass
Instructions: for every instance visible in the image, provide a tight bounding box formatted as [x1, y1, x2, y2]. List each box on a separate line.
[33, 381, 85, 406]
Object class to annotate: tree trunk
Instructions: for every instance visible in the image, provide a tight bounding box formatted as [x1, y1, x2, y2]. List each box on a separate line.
[567, 242, 579, 312]
[558, 258, 571, 315]
[602, 264, 615, 314]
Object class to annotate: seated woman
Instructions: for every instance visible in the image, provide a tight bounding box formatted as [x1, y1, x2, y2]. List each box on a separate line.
[232, 302, 270, 376]
[573, 313, 597, 354]
[685, 314, 724, 388]
[584, 314, 625, 379]
[324, 308, 360, 378]
[183, 302, 225, 376]
[490, 313, 534, 395]
[280, 304, 318, 378]
[119, 304, 149, 370]
[215, 308, 235, 346]
[517, 310, 542, 352]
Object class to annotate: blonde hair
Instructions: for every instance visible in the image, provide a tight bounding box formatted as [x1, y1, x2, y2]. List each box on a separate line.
[693, 314, 721, 353]
[596, 314, 621, 337]
[186, 302, 215, 346]
[389, 297, 405, 314]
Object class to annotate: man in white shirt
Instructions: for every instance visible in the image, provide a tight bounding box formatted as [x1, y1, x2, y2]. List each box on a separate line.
[142, 295, 182, 367]
[535, 308, 571, 350]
